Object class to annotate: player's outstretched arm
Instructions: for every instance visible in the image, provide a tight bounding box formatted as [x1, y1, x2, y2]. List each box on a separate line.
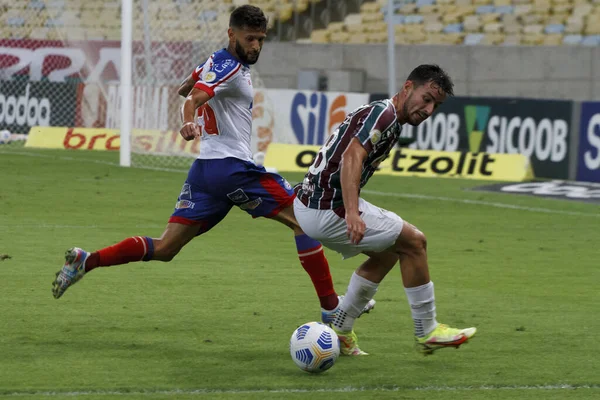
[341, 138, 368, 244]
[179, 88, 211, 141]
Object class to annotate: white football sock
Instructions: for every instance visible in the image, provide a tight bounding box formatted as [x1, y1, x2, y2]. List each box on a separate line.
[333, 272, 378, 332]
[404, 281, 438, 337]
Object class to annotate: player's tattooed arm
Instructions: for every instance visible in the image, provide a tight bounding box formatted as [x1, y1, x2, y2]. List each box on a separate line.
[341, 139, 368, 245]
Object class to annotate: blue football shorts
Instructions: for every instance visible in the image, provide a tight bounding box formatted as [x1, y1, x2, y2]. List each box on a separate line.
[169, 157, 295, 235]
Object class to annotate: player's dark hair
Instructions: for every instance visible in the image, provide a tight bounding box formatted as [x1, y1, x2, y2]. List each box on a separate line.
[229, 5, 268, 31]
[407, 64, 454, 96]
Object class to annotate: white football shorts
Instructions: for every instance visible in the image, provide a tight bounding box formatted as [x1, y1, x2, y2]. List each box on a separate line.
[293, 197, 404, 259]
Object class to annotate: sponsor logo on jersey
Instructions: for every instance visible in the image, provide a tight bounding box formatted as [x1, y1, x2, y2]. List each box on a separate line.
[227, 188, 250, 204]
[301, 177, 315, 195]
[179, 183, 192, 200]
[213, 59, 235, 73]
[239, 197, 263, 210]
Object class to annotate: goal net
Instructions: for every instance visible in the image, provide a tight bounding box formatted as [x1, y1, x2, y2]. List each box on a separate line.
[123, 0, 275, 171]
[0, 0, 274, 170]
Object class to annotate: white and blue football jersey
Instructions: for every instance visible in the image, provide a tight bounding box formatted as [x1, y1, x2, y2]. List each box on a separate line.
[191, 49, 254, 162]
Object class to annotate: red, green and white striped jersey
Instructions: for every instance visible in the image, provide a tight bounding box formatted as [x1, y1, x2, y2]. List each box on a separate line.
[296, 99, 402, 210]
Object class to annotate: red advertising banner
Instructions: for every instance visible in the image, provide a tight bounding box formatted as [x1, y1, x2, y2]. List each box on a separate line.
[0, 39, 193, 82]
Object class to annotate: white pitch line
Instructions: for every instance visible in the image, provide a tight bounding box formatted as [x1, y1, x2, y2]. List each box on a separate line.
[1, 384, 598, 397]
[361, 189, 600, 218]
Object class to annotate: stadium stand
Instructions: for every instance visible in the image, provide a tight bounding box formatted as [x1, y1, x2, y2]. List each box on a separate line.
[0, 0, 599, 45]
[307, 0, 600, 45]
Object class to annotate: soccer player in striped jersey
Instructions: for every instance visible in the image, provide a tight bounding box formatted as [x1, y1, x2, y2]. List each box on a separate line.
[294, 65, 477, 356]
[52, 5, 374, 322]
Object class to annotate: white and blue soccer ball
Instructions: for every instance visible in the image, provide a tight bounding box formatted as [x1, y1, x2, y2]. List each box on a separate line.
[0, 130, 11, 144]
[290, 322, 340, 373]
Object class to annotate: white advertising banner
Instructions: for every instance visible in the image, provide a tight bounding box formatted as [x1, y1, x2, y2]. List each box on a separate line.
[74, 84, 371, 158]
[257, 89, 370, 149]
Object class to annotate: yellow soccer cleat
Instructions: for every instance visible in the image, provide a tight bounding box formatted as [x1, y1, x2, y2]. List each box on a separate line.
[416, 323, 477, 355]
[332, 328, 369, 356]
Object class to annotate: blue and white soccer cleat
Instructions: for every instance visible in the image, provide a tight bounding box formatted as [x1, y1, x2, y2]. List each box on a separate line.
[52, 247, 89, 299]
[321, 295, 376, 325]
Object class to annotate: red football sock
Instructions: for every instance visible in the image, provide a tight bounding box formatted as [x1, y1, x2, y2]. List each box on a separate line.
[298, 245, 338, 310]
[85, 236, 154, 272]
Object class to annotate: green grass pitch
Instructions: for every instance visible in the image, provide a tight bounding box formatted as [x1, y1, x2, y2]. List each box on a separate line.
[1, 146, 599, 400]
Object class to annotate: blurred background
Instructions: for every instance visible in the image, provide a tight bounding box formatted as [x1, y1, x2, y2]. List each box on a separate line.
[0, 0, 598, 182]
[1, 2, 599, 398]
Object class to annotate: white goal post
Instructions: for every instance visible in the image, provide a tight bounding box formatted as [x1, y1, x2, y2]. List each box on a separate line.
[117, 0, 274, 171]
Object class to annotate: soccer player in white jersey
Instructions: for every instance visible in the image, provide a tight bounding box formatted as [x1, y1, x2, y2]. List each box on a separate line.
[294, 65, 477, 356]
[52, 5, 374, 323]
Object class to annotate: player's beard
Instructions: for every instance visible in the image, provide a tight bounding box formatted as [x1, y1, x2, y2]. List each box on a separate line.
[402, 94, 415, 126]
[403, 93, 424, 126]
[235, 40, 260, 65]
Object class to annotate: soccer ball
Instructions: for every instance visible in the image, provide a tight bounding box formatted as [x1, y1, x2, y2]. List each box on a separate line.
[0, 130, 11, 144]
[289, 322, 340, 373]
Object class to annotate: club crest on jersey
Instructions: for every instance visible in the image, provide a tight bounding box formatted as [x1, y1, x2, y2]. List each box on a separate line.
[370, 129, 382, 144]
[204, 71, 217, 83]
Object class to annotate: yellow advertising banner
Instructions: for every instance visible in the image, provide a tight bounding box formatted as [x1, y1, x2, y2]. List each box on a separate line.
[264, 143, 534, 182]
[26, 126, 200, 157]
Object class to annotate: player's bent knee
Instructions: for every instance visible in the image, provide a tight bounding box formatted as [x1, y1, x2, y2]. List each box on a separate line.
[407, 232, 426, 255]
[413, 228, 427, 251]
[396, 223, 427, 256]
